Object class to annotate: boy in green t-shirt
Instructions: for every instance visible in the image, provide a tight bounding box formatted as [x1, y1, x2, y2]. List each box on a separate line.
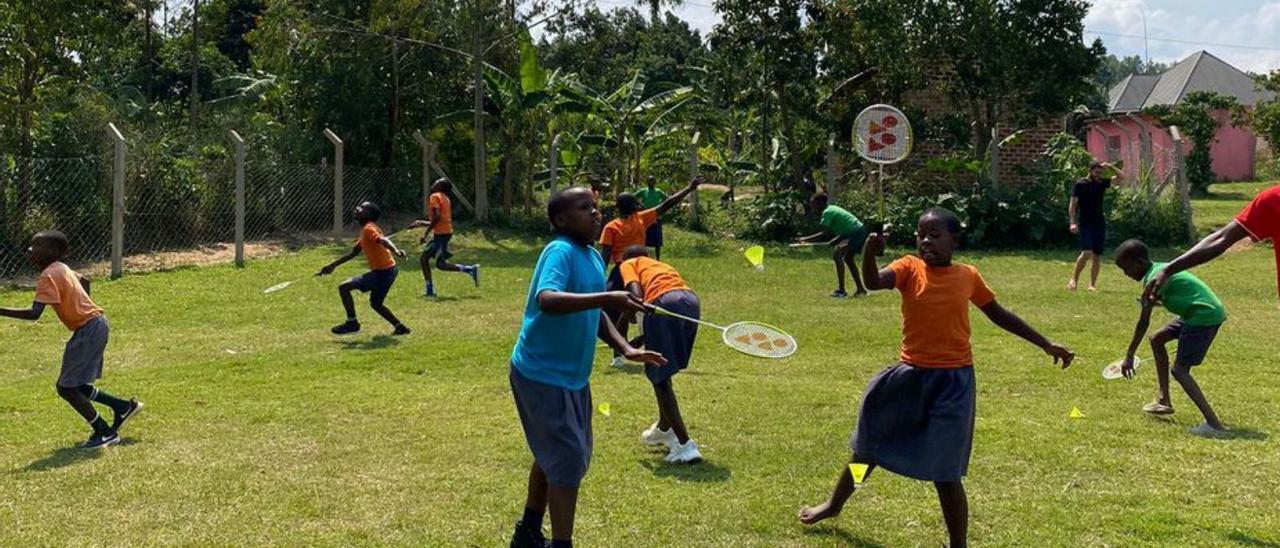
[796, 193, 869, 298]
[633, 176, 669, 260]
[1115, 239, 1227, 436]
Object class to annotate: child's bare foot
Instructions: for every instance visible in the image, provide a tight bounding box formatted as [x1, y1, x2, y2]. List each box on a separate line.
[1087, 285, 1098, 292]
[798, 501, 843, 525]
[1067, 279, 1078, 291]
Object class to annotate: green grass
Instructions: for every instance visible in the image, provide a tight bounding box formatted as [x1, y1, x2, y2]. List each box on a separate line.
[2, 228, 1279, 546]
[1193, 181, 1277, 234]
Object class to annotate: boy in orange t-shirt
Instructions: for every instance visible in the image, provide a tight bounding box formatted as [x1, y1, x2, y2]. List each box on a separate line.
[409, 179, 479, 298]
[600, 176, 701, 366]
[798, 208, 1075, 547]
[318, 202, 410, 336]
[1, 230, 143, 449]
[619, 246, 703, 464]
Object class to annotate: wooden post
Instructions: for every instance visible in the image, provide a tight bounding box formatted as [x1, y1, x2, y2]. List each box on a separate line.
[1170, 126, 1195, 242]
[413, 130, 431, 217]
[108, 123, 126, 278]
[323, 128, 343, 234]
[826, 132, 838, 198]
[689, 131, 700, 225]
[425, 141, 474, 214]
[549, 133, 562, 195]
[230, 130, 246, 267]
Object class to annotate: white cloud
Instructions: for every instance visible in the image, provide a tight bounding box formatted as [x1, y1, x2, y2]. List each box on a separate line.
[1086, 0, 1280, 74]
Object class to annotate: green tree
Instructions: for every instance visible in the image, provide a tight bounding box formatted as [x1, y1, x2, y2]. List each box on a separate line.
[1146, 91, 1243, 196]
[1252, 70, 1280, 171]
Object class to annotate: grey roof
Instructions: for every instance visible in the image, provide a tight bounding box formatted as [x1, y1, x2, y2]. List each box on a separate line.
[1105, 51, 1276, 114]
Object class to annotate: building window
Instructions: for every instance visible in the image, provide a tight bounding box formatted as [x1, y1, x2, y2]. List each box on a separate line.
[1106, 135, 1122, 162]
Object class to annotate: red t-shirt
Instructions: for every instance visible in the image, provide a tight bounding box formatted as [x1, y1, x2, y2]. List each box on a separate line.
[1235, 185, 1280, 299]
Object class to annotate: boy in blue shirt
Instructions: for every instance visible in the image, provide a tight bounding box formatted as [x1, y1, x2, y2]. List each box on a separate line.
[508, 187, 666, 548]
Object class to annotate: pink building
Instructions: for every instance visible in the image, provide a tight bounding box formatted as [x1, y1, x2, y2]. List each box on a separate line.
[1087, 51, 1274, 182]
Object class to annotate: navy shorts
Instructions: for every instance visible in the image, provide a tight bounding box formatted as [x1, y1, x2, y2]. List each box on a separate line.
[59, 315, 108, 388]
[1078, 225, 1106, 254]
[642, 290, 700, 384]
[645, 222, 664, 248]
[424, 234, 453, 260]
[835, 226, 869, 255]
[1156, 319, 1221, 367]
[604, 264, 625, 323]
[510, 366, 593, 488]
[851, 362, 976, 482]
[349, 266, 398, 306]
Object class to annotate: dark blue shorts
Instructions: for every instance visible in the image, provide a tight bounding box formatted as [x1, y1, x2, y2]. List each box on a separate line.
[424, 233, 453, 260]
[645, 222, 664, 248]
[349, 266, 398, 306]
[835, 226, 869, 255]
[851, 362, 976, 482]
[510, 366, 593, 488]
[1078, 225, 1106, 254]
[1157, 319, 1221, 367]
[642, 290, 699, 384]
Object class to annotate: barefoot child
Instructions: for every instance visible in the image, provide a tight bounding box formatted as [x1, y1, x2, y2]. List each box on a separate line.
[1114, 239, 1228, 436]
[600, 176, 701, 367]
[409, 178, 479, 298]
[317, 201, 410, 336]
[619, 245, 702, 464]
[0, 230, 143, 449]
[508, 188, 665, 548]
[798, 208, 1075, 547]
[795, 193, 869, 298]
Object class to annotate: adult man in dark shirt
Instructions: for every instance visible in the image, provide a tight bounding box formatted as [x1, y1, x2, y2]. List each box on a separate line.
[1068, 161, 1121, 291]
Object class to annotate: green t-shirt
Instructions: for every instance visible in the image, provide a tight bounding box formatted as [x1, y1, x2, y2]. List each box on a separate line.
[634, 187, 668, 209]
[1142, 262, 1226, 326]
[820, 205, 864, 237]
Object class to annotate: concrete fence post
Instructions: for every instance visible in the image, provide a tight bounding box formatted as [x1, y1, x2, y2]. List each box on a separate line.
[230, 130, 246, 267]
[549, 133, 562, 195]
[689, 132, 701, 225]
[413, 130, 432, 217]
[108, 123, 126, 278]
[1170, 126, 1195, 243]
[323, 128, 344, 234]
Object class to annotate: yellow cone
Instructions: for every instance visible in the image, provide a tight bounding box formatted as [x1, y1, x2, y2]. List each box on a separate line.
[744, 245, 765, 267]
[598, 402, 611, 417]
[1070, 406, 1085, 419]
[848, 463, 869, 484]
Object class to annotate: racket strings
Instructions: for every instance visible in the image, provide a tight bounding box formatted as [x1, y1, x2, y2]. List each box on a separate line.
[724, 322, 796, 358]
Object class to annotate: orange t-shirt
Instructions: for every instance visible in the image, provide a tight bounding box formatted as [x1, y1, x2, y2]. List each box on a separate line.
[600, 208, 658, 264]
[428, 192, 453, 235]
[34, 262, 103, 331]
[619, 256, 690, 303]
[889, 255, 995, 368]
[357, 223, 396, 271]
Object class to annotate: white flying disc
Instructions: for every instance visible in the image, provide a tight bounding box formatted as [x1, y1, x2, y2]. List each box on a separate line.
[1102, 356, 1142, 380]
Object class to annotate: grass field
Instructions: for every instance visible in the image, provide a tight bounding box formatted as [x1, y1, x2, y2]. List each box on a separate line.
[2, 190, 1279, 546]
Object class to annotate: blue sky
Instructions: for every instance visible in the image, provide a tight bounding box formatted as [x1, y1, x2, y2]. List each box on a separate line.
[617, 0, 1280, 74]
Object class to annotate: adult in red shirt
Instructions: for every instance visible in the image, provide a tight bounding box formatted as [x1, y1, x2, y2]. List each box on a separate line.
[1146, 185, 1280, 301]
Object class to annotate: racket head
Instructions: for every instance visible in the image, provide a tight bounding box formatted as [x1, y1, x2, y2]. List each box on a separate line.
[263, 280, 296, 294]
[853, 104, 914, 165]
[722, 321, 796, 359]
[1102, 356, 1142, 380]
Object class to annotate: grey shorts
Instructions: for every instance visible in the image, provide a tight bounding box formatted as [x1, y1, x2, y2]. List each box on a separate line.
[1157, 319, 1221, 367]
[510, 365, 593, 489]
[59, 315, 108, 388]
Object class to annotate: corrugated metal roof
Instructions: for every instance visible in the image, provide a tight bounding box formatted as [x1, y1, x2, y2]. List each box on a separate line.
[1107, 74, 1159, 113]
[1106, 51, 1276, 114]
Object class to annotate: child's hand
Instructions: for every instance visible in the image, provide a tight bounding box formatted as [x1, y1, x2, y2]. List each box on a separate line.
[1042, 342, 1075, 369]
[602, 291, 647, 315]
[1143, 272, 1169, 304]
[864, 232, 888, 257]
[623, 347, 668, 367]
[317, 265, 335, 276]
[690, 176, 704, 188]
[1121, 356, 1136, 379]
[395, 249, 407, 258]
[408, 220, 428, 229]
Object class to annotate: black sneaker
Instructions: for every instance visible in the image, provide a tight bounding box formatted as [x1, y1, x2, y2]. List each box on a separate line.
[509, 520, 548, 548]
[830, 290, 849, 299]
[111, 399, 144, 432]
[82, 430, 120, 450]
[331, 320, 361, 335]
[392, 324, 411, 336]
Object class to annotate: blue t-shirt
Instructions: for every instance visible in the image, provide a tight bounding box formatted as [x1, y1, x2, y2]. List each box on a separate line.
[511, 236, 606, 390]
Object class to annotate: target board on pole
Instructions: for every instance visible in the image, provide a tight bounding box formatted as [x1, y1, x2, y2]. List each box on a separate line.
[853, 104, 913, 165]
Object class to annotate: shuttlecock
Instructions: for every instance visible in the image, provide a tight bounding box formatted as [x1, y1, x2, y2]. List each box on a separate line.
[754, 264, 765, 273]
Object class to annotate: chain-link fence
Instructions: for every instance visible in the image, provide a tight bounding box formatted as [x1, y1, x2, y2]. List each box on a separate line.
[0, 156, 112, 281]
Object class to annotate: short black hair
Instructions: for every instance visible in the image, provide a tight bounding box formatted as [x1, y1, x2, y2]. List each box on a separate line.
[33, 230, 69, 257]
[921, 207, 962, 235]
[811, 192, 829, 203]
[1115, 239, 1150, 262]
[432, 178, 452, 193]
[622, 245, 649, 260]
[359, 201, 382, 221]
[547, 187, 589, 227]
[1090, 161, 1104, 170]
[617, 192, 639, 215]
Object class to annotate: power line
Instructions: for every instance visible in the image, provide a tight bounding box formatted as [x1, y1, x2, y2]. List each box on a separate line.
[1085, 29, 1280, 53]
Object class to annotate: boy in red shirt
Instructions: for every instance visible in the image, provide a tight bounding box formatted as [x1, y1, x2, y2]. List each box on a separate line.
[409, 178, 479, 298]
[318, 201, 410, 336]
[1, 230, 143, 449]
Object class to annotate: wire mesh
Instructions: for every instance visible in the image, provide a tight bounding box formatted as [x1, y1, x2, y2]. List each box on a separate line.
[0, 156, 111, 281]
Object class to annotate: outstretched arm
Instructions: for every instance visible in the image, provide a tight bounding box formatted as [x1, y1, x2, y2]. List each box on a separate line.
[860, 232, 896, 290]
[1121, 301, 1155, 379]
[655, 177, 702, 216]
[796, 229, 832, 243]
[979, 300, 1075, 368]
[0, 302, 46, 321]
[1144, 222, 1251, 302]
[538, 289, 645, 316]
[318, 244, 361, 275]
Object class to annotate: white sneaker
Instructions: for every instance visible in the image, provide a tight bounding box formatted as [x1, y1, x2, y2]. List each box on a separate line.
[665, 439, 703, 464]
[1189, 423, 1228, 438]
[610, 356, 625, 368]
[640, 422, 678, 449]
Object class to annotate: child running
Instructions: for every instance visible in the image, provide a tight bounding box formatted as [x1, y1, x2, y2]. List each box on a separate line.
[600, 176, 701, 367]
[408, 178, 479, 298]
[798, 208, 1075, 547]
[795, 193, 869, 298]
[633, 176, 669, 260]
[619, 245, 703, 464]
[508, 187, 665, 548]
[1114, 239, 1228, 436]
[0, 230, 143, 449]
[317, 201, 410, 336]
